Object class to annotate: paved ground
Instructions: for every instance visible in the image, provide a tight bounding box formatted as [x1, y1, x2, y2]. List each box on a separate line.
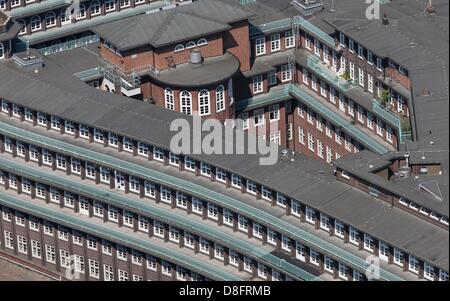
[0, 258, 53, 281]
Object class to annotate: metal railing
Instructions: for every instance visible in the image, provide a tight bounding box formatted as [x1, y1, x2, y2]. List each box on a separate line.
[237, 88, 289, 111]
[74, 67, 103, 81]
[250, 16, 335, 49]
[38, 35, 99, 56]
[306, 55, 355, 91]
[372, 101, 401, 130]
[286, 84, 389, 155]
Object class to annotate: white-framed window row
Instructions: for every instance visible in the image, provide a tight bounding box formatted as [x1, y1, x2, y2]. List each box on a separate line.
[3, 104, 439, 279]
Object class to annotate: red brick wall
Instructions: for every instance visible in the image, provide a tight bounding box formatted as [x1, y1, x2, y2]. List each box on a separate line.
[386, 67, 411, 90]
[298, 67, 398, 148]
[100, 43, 155, 73]
[141, 81, 233, 122]
[224, 20, 251, 72]
[153, 33, 224, 71]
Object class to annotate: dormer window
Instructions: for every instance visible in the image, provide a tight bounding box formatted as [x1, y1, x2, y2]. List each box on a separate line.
[376, 58, 383, 70]
[399, 66, 407, 75]
[75, 4, 87, 20]
[408, 202, 419, 211]
[11, 0, 20, 7]
[419, 207, 429, 216]
[120, 0, 130, 8]
[367, 51, 373, 64]
[186, 41, 196, 49]
[197, 38, 208, 47]
[105, 0, 116, 12]
[0, 43, 4, 60]
[357, 45, 364, 58]
[339, 32, 345, 47]
[341, 171, 350, 180]
[174, 44, 185, 53]
[30, 16, 42, 32]
[45, 12, 57, 28]
[430, 212, 439, 221]
[398, 198, 408, 206]
[349, 38, 354, 52]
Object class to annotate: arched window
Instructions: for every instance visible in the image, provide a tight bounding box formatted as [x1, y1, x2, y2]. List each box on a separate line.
[120, 0, 130, 8]
[105, 0, 116, 12]
[197, 38, 208, 47]
[90, 1, 101, 16]
[186, 41, 196, 49]
[180, 91, 192, 115]
[76, 4, 86, 20]
[45, 12, 56, 28]
[30, 16, 42, 32]
[164, 88, 174, 110]
[61, 9, 71, 26]
[174, 44, 184, 53]
[0, 43, 4, 60]
[216, 85, 225, 113]
[17, 19, 26, 35]
[198, 90, 210, 116]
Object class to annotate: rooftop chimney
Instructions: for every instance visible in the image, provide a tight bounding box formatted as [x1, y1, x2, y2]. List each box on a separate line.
[382, 13, 389, 26]
[189, 49, 203, 64]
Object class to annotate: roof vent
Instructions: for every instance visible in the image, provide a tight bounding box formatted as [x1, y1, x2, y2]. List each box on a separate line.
[398, 166, 411, 178]
[189, 49, 203, 64]
[12, 50, 44, 72]
[422, 88, 431, 96]
[420, 167, 429, 175]
[409, 41, 416, 47]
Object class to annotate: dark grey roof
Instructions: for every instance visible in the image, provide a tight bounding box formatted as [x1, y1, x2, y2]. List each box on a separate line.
[232, 0, 299, 27]
[45, 43, 102, 75]
[149, 52, 240, 88]
[0, 54, 448, 270]
[93, 0, 253, 50]
[321, 0, 449, 149]
[243, 50, 292, 78]
[315, 0, 449, 219]
[334, 150, 449, 218]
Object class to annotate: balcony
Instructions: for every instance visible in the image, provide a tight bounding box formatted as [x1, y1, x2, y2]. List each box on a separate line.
[74, 66, 103, 81]
[236, 86, 290, 112]
[306, 55, 356, 91]
[37, 34, 99, 56]
[286, 84, 390, 155]
[250, 16, 335, 49]
[372, 100, 401, 130]
[294, 16, 335, 48]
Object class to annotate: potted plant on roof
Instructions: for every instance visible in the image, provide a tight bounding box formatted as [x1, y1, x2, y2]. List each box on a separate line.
[378, 89, 390, 108]
[341, 71, 351, 82]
